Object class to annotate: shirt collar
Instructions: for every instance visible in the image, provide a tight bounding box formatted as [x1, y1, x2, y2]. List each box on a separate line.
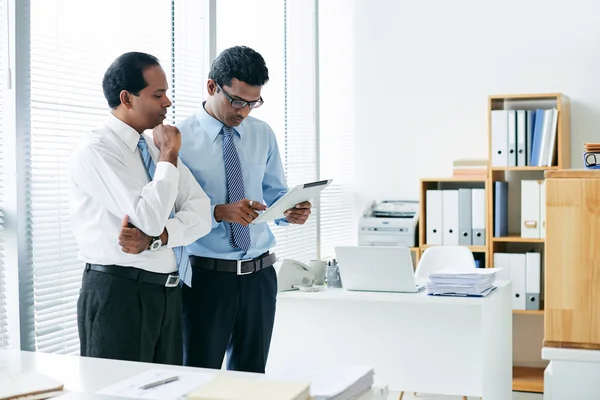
[104, 112, 141, 152]
[195, 102, 245, 142]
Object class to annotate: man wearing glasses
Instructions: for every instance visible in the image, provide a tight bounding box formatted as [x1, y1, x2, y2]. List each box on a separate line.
[175, 45, 312, 373]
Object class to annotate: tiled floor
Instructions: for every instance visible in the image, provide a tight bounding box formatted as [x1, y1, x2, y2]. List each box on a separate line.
[387, 391, 543, 399]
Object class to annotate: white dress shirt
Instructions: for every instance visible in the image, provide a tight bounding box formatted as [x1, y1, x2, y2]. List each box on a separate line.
[69, 113, 212, 274]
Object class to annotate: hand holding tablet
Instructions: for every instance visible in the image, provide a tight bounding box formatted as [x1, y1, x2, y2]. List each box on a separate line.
[213, 198, 268, 226]
[250, 179, 333, 224]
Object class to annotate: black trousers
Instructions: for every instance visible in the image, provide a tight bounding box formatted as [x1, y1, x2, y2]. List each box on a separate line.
[181, 263, 278, 373]
[77, 268, 182, 365]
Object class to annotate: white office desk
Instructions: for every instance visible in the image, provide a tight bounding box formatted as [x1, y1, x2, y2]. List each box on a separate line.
[0, 350, 387, 400]
[267, 281, 512, 400]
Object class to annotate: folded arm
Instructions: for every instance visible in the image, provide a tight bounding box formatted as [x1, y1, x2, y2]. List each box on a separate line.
[72, 145, 179, 237]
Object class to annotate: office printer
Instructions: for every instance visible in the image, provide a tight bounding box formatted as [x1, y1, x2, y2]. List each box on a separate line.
[358, 200, 419, 247]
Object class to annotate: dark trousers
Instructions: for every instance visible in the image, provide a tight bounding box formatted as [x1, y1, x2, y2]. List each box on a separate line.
[181, 263, 278, 373]
[77, 268, 182, 365]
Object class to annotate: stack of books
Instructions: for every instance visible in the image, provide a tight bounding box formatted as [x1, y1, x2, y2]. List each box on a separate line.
[452, 158, 487, 178]
[426, 268, 497, 297]
[583, 143, 600, 169]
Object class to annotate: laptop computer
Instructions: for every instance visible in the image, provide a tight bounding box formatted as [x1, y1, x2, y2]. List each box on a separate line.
[334, 246, 424, 293]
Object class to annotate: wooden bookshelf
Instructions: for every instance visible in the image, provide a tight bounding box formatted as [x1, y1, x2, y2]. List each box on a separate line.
[513, 366, 545, 392]
[487, 93, 570, 394]
[417, 93, 569, 394]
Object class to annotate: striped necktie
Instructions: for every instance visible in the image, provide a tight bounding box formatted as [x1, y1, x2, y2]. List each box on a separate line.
[137, 136, 192, 285]
[222, 125, 251, 252]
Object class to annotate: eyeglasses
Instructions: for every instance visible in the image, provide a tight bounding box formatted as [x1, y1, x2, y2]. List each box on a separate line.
[216, 83, 264, 109]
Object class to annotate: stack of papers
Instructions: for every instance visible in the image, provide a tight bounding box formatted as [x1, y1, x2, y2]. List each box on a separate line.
[426, 268, 497, 297]
[96, 369, 216, 400]
[95, 364, 374, 400]
[266, 365, 374, 400]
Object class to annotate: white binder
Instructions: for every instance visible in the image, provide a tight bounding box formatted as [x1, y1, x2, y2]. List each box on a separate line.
[540, 180, 546, 239]
[471, 188, 486, 246]
[491, 110, 508, 167]
[509, 253, 527, 310]
[507, 110, 517, 167]
[521, 180, 541, 238]
[493, 252, 510, 280]
[516, 110, 527, 167]
[458, 188, 472, 245]
[526, 252, 541, 310]
[442, 190, 459, 245]
[426, 190, 443, 245]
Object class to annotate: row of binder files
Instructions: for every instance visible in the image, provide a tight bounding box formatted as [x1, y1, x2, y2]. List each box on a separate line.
[426, 188, 486, 246]
[494, 179, 546, 239]
[495, 252, 542, 310]
[491, 108, 558, 167]
[427, 180, 546, 242]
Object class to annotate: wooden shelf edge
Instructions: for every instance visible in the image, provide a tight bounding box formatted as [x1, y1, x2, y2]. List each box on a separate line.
[513, 309, 544, 315]
[545, 169, 600, 179]
[513, 366, 544, 393]
[489, 92, 564, 100]
[420, 245, 487, 253]
[492, 235, 545, 243]
[420, 176, 487, 183]
[491, 166, 559, 172]
[544, 341, 600, 351]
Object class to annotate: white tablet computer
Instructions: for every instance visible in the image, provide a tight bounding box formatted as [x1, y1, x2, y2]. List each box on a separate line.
[251, 179, 333, 224]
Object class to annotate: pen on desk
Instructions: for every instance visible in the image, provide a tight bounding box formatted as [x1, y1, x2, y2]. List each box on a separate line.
[140, 375, 180, 390]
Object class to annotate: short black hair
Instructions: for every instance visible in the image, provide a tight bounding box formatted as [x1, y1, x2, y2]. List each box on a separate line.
[102, 52, 161, 109]
[208, 46, 269, 88]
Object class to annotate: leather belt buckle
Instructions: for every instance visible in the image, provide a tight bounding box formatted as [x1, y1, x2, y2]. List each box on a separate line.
[236, 259, 254, 275]
[165, 274, 180, 287]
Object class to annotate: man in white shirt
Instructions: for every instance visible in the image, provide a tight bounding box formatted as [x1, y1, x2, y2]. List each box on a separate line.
[69, 52, 211, 365]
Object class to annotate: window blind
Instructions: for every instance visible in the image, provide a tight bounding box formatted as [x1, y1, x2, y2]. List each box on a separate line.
[171, 0, 207, 124]
[317, 0, 356, 260]
[25, 0, 172, 354]
[271, 0, 318, 262]
[216, 0, 318, 263]
[0, 0, 7, 349]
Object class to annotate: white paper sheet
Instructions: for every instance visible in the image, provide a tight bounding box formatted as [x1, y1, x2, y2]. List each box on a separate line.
[264, 364, 374, 400]
[95, 369, 216, 400]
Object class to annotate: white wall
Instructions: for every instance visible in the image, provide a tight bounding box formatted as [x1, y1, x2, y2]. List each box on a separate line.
[353, 0, 600, 206]
[351, 0, 600, 367]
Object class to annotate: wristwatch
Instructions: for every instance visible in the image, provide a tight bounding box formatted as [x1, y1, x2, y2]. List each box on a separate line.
[148, 236, 162, 251]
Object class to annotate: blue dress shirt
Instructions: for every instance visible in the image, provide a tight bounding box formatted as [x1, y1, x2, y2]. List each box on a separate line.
[177, 103, 289, 261]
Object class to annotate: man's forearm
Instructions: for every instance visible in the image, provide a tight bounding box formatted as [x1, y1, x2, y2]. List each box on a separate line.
[160, 228, 169, 246]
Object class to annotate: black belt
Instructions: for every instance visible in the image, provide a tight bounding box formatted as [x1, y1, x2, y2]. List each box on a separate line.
[189, 252, 276, 275]
[85, 264, 181, 287]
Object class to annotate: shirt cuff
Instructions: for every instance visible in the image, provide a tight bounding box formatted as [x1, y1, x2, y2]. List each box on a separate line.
[164, 217, 183, 248]
[275, 217, 290, 226]
[154, 161, 180, 184]
[211, 204, 221, 229]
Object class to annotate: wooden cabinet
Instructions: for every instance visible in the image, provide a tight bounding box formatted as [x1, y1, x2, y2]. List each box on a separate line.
[544, 169, 600, 350]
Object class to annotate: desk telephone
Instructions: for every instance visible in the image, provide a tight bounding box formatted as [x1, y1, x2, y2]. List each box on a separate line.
[276, 259, 315, 291]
